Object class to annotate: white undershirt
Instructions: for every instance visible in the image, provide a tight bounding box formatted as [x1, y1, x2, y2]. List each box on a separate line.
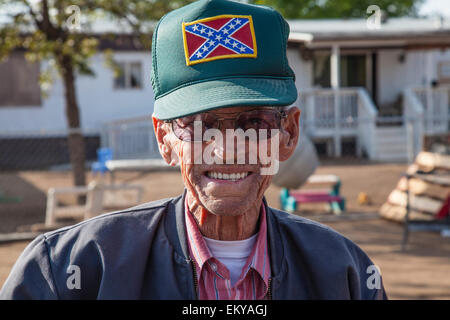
[204, 234, 258, 286]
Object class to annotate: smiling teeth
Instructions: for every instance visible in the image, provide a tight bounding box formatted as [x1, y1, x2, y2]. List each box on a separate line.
[207, 171, 249, 181]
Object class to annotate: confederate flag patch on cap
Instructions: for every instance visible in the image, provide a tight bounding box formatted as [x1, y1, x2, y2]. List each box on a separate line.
[182, 15, 257, 66]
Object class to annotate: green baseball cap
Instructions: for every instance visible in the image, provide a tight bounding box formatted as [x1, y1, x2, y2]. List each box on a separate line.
[151, 0, 297, 120]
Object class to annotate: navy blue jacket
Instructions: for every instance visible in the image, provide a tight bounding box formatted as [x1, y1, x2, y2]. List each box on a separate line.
[0, 192, 387, 299]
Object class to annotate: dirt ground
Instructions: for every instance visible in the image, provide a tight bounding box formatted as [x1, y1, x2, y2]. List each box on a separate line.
[1, 159, 449, 299]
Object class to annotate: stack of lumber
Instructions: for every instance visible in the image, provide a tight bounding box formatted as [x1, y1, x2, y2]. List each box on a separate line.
[380, 152, 450, 222]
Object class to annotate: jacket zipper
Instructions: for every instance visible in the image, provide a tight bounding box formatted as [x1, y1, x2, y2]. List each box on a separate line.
[190, 258, 199, 299]
[267, 278, 273, 300]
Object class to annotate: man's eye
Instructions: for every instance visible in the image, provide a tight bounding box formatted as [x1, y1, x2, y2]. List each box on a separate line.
[249, 118, 262, 124]
[203, 122, 217, 129]
[241, 118, 260, 126]
[246, 118, 269, 129]
[176, 120, 193, 128]
[200, 118, 219, 130]
[176, 115, 198, 128]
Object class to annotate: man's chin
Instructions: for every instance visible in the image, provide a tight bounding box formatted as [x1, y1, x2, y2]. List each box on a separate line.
[199, 197, 256, 216]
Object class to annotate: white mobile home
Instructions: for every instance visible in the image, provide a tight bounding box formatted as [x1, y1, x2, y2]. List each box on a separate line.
[0, 17, 449, 168]
[286, 17, 450, 161]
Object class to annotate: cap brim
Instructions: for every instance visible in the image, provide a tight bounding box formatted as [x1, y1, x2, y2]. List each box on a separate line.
[153, 77, 298, 120]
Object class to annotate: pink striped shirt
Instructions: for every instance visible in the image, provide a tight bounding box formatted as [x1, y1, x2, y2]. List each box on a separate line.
[185, 200, 271, 300]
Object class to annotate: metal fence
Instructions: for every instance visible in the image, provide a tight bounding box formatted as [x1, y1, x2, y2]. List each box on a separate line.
[100, 116, 161, 160]
[0, 117, 162, 172]
[0, 114, 448, 172]
[0, 129, 101, 170]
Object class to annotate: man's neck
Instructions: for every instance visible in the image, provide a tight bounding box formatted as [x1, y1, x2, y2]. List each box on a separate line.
[186, 191, 262, 241]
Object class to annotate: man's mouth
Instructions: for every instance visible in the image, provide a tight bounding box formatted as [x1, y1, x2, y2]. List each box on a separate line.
[205, 171, 251, 182]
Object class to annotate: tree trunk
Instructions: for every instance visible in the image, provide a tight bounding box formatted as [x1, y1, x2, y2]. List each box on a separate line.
[60, 55, 87, 199]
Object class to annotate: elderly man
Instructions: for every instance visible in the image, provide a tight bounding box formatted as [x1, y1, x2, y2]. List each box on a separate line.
[1, 0, 386, 300]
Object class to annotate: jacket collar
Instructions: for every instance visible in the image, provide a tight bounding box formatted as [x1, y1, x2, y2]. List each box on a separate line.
[167, 190, 286, 281]
[164, 190, 190, 262]
[263, 197, 286, 281]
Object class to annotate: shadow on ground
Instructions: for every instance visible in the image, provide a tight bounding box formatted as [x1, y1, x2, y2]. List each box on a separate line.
[0, 173, 47, 233]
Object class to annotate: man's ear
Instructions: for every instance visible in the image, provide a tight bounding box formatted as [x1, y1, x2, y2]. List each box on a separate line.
[278, 107, 301, 162]
[152, 115, 175, 165]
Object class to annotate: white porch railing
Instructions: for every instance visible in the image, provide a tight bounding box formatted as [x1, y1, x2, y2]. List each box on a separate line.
[101, 115, 161, 160]
[403, 88, 424, 163]
[356, 88, 378, 159]
[298, 87, 378, 158]
[101, 87, 385, 161]
[412, 86, 450, 135]
[400, 86, 450, 162]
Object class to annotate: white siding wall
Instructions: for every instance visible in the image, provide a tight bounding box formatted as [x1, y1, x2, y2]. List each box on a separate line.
[435, 49, 450, 83]
[378, 50, 424, 107]
[377, 48, 450, 108]
[2, 47, 448, 134]
[287, 47, 312, 95]
[0, 51, 154, 133]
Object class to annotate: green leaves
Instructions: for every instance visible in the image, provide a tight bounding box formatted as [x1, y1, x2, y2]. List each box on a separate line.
[103, 48, 122, 78]
[0, 0, 197, 85]
[251, 0, 424, 19]
[0, 27, 20, 61]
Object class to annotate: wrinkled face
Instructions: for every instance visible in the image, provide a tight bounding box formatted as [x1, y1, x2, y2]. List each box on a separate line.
[154, 106, 300, 216]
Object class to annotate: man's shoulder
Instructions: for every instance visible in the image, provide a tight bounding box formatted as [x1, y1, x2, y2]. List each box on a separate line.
[268, 207, 387, 300]
[269, 207, 344, 238]
[42, 195, 180, 242]
[268, 206, 364, 256]
[0, 195, 184, 299]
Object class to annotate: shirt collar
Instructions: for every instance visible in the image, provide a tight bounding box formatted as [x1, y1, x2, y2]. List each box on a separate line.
[184, 198, 271, 286]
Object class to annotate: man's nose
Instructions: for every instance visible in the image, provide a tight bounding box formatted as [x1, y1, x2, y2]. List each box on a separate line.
[212, 120, 235, 164]
[212, 119, 247, 164]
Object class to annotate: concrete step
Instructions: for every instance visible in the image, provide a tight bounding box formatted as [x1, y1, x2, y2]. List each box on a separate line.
[373, 153, 408, 162]
[374, 126, 408, 156]
[374, 143, 408, 153]
[375, 139, 408, 147]
[375, 132, 407, 140]
[375, 126, 405, 132]
[374, 128, 406, 139]
[373, 126, 408, 162]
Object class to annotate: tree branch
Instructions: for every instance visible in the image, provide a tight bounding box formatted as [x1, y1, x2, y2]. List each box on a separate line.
[20, 0, 41, 29]
[40, 0, 52, 32]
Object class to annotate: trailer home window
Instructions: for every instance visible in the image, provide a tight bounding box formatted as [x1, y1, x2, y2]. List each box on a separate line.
[114, 61, 142, 89]
[0, 52, 41, 107]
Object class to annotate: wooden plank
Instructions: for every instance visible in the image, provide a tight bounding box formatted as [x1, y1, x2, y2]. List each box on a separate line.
[0, 232, 41, 243]
[29, 223, 73, 233]
[405, 163, 450, 186]
[397, 177, 450, 200]
[306, 174, 339, 184]
[412, 173, 450, 187]
[406, 163, 419, 175]
[290, 190, 330, 196]
[387, 189, 443, 214]
[292, 194, 342, 203]
[379, 202, 434, 222]
[105, 159, 178, 171]
[415, 151, 450, 171]
[54, 206, 86, 217]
